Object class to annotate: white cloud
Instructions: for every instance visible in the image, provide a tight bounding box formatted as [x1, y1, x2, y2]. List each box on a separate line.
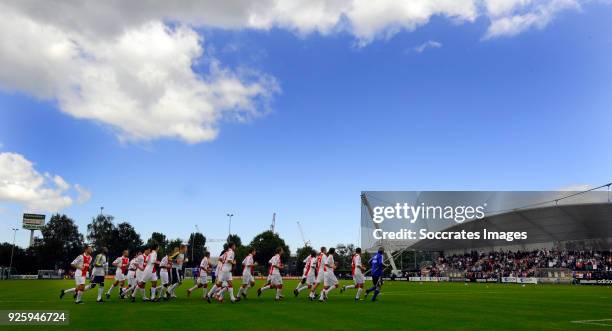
[74, 184, 92, 204]
[0, 8, 279, 143]
[414, 40, 443, 53]
[0, 152, 90, 212]
[0, 1, 598, 143]
[2, 1, 588, 43]
[484, 0, 535, 17]
[483, 0, 581, 39]
[346, 0, 478, 46]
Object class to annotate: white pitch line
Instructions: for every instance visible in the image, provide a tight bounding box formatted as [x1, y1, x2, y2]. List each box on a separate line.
[570, 319, 612, 327]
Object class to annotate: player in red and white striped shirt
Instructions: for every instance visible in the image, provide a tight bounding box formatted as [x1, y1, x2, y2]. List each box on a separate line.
[237, 247, 257, 299]
[294, 250, 317, 297]
[60, 245, 93, 304]
[215, 242, 237, 302]
[106, 249, 129, 299]
[155, 253, 172, 300]
[319, 247, 339, 302]
[309, 247, 327, 301]
[121, 250, 142, 298]
[187, 251, 211, 298]
[340, 247, 365, 300]
[130, 246, 150, 302]
[257, 247, 284, 301]
[206, 247, 227, 302]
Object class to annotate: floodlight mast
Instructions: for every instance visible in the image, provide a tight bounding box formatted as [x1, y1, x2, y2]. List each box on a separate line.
[361, 193, 401, 276]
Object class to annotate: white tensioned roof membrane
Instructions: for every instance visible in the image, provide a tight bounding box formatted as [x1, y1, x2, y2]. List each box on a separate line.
[361, 189, 612, 252]
[410, 202, 612, 251]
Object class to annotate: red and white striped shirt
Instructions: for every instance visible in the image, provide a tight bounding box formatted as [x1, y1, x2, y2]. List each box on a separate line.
[303, 255, 314, 276]
[351, 253, 362, 276]
[242, 254, 254, 275]
[268, 254, 282, 275]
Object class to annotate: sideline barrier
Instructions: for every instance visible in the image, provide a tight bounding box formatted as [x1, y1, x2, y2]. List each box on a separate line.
[9, 275, 38, 280]
[575, 279, 612, 285]
[501, 277, 538, 284]
[408, 277, 449, 282]
[475, 278, 498, 283]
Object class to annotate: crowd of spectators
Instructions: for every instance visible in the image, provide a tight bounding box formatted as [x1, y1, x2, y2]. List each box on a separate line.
[423, 249, 612, 279]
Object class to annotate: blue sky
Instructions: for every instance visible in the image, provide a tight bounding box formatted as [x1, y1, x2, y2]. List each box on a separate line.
[1, 1, 611, 254]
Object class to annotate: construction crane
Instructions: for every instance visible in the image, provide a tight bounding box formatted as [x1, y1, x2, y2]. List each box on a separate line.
[269, 212, 276, 233]
[296, 221, 311, 247]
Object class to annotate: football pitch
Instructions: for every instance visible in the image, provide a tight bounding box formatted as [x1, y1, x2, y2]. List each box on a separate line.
[0, 280, 611, 330]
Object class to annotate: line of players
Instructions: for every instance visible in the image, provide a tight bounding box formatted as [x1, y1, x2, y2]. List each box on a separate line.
[59, 242, 385, 304]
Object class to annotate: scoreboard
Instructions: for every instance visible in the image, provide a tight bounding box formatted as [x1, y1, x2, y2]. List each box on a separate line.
[22, 213, 45, 230]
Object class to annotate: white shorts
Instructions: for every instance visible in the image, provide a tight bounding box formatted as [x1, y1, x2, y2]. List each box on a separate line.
[269, 273, 283, 286]
[218, 270, 232, 282]
[127, 270, 136, 286]
[143, 271, 158, 282]
[160, 269, 169, 284]
[315, 270, 325, 284]
[198, 273, 208, 285]
[74, 270, 86, 286]
[305, 271, 316, 285]
[115, 270, 126, 282]
[324, 272, 338, 287]
[136, 270, 144, 282]
[353, 273, 365, 285]
[242, 272, 254, 284]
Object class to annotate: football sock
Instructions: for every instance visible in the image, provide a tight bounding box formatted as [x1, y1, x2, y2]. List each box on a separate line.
[207, 285, 218, 298]
[97, 286, 104, 300]
[228, 287, 235, 300]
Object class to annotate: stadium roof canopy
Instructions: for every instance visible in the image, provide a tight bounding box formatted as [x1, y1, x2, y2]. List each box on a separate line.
[410, 202, 612, 251]
[361, 188, 612, 252]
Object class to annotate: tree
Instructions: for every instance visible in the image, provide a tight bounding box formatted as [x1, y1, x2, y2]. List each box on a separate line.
[187, 232, 206, 267]
[38, 214, 84, 270]
[334, 243, 355, 274]
[0, 242, 30, 274]
[147, 232, 168, 256]
[167, 238, 183, 255]
[87, 214, 115, 250]
[227, 234, 242, 247]
[249, 231, 290, 274]
[109, 222, 142, 259]
[228, 234, 247, 275]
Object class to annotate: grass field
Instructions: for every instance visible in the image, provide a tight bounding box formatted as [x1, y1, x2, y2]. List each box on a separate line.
[0, 279, 611, 330]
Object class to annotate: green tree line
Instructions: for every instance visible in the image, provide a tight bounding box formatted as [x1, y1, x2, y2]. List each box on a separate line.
[1, 213, 362, 275]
